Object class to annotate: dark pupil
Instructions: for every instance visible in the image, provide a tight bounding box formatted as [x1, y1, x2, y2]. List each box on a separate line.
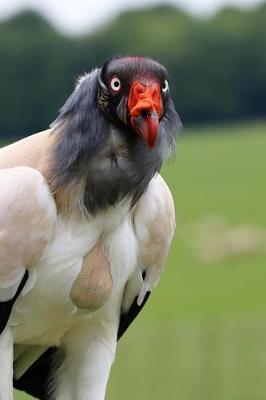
[114, 80, 119, 87]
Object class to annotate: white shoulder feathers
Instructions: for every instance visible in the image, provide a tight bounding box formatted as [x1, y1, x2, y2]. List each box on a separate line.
[0, 167, 56, 301]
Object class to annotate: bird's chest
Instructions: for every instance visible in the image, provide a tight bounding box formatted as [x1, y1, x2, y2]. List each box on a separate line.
[10, 203, 138, 346]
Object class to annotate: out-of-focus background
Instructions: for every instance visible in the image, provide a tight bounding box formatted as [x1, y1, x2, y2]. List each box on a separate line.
[0, 0, 265, 399]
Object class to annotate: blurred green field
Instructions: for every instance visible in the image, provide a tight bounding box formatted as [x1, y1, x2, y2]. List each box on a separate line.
[13, 121, 266, 400]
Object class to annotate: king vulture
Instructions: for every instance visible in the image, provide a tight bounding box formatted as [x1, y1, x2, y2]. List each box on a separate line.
[0, 56, 182, 400]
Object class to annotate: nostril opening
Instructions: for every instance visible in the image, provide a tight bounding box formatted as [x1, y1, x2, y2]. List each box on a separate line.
[141, 110, 148, 118]
[140, 109, 155, 118]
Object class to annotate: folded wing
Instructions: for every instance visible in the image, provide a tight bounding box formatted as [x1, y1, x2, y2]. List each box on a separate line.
[119, 173, 176, 337]
[0, 167, 56, 328]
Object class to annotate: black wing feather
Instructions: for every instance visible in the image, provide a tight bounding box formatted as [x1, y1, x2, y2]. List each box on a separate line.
[0, 271, 28, 336]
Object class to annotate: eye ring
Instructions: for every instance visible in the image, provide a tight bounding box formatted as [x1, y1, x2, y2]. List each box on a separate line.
[110, 76, 121, 93]
[162, 79, 169, 94]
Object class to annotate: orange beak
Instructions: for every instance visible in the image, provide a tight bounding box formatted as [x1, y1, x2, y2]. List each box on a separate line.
[128, 81, 163, 149]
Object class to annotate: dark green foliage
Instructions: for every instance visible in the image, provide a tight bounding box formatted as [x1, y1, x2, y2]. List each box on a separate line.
[0, 5, 266, 138]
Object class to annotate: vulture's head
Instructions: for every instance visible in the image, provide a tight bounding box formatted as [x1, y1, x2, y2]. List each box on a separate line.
[51, 56, 182, 213]
[53, 55, 182, 154]
[97, 56, 178, 149]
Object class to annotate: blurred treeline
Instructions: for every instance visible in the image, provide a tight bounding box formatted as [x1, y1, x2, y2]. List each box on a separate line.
[0, 4, 266, 138]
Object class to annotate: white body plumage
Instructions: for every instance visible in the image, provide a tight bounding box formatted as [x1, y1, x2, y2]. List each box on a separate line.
[0, 167, 175, 400]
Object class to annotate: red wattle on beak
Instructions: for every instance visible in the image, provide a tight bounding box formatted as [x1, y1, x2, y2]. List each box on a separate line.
[128, 81, 163, 149]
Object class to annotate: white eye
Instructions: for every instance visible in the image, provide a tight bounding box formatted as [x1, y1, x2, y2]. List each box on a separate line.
[110, 76, 121, 92]
[162, 79, 169, 94]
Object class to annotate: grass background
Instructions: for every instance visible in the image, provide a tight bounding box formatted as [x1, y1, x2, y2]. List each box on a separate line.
[11, 121, 266, 399]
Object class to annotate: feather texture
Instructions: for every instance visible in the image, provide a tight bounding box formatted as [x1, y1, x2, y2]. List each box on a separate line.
[0, 56, 180, 400]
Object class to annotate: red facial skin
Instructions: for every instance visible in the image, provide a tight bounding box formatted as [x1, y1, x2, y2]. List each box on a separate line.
[128, 81, 163, 149]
